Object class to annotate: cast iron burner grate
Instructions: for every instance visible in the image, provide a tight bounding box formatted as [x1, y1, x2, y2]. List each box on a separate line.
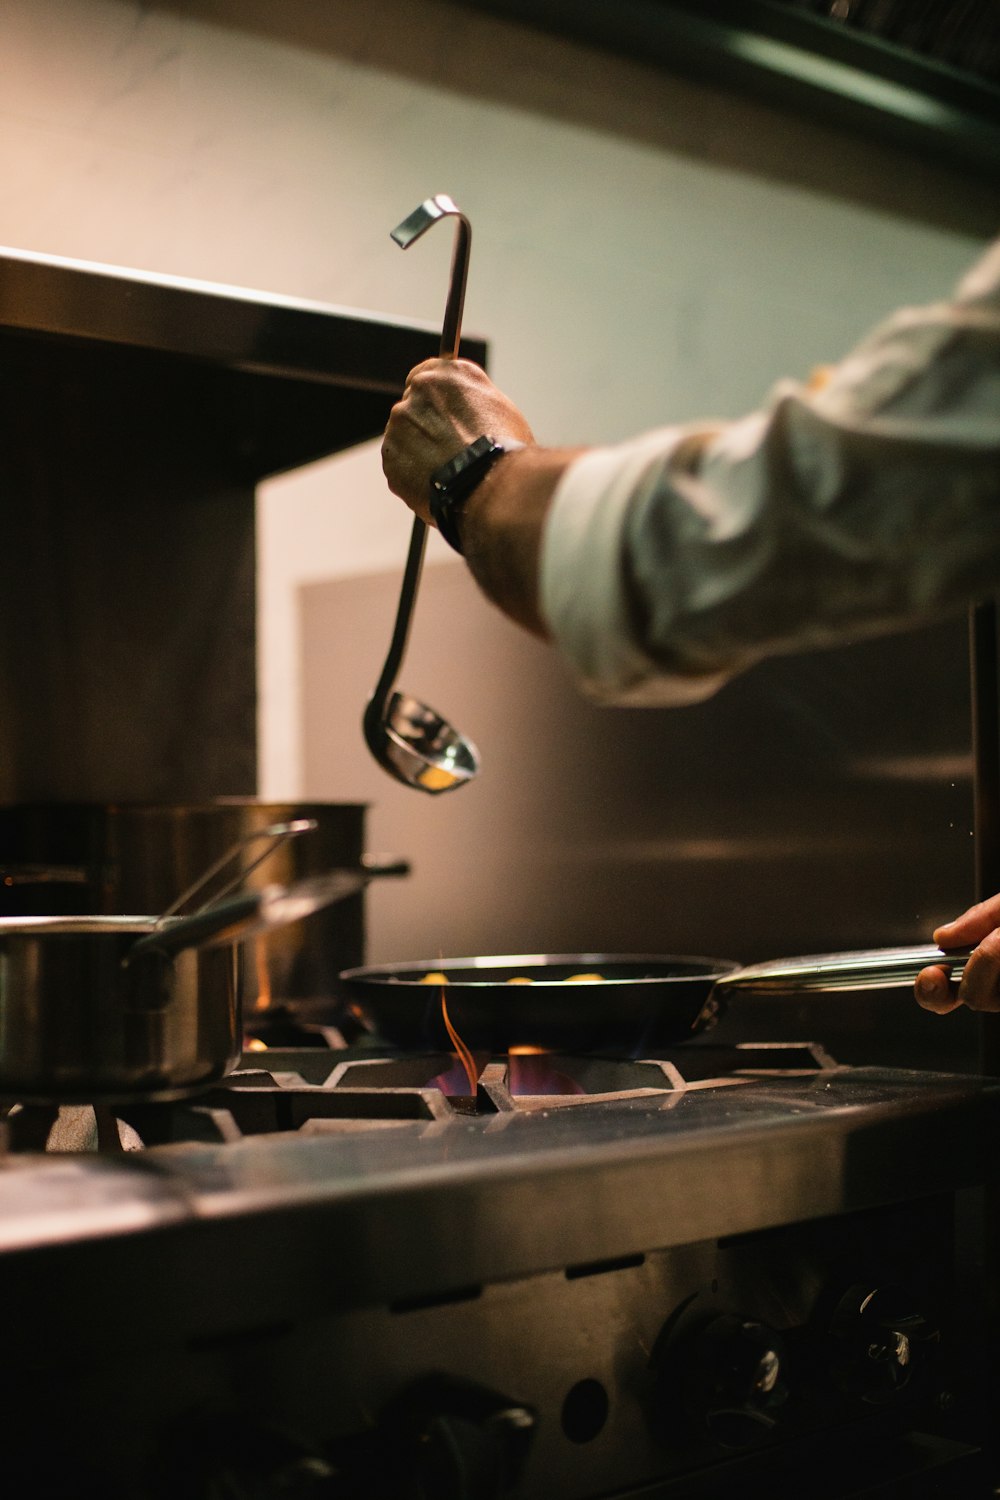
[86, 1041, 841, 1148]
[0, 1041, 837, 1151]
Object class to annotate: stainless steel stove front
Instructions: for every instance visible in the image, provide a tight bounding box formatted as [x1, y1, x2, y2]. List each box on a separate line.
[0, 1049, 997, 1497]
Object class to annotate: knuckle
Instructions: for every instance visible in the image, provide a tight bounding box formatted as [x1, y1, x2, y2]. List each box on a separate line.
[978, 927, 1000, 960]
[957, 943, 1000, 1010]
[409, 359, 444, 385]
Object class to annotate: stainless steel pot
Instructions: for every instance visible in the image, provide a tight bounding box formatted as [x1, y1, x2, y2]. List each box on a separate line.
[0, 871, 366, 1104]
[0, 801, 406, 1007]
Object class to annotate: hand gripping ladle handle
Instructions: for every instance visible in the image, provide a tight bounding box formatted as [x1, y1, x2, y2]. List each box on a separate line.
[367, 195, 471, 723]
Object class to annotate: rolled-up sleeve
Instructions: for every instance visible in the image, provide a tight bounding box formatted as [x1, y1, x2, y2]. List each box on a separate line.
[540, 239, 1000, 706]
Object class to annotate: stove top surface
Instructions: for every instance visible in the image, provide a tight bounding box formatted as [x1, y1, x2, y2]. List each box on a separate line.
[0, 1045, 997, 1266]
[0, 1042, 997, 1392]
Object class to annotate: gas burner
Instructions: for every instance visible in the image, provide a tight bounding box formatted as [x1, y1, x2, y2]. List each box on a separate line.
[0, 1041, 840, 1152]
[53, 1040, 834, 1150]
[322, 1039, 837, 1111]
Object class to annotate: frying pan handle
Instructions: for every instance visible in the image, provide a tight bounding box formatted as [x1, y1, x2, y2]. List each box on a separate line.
[714, 943, 975, 995]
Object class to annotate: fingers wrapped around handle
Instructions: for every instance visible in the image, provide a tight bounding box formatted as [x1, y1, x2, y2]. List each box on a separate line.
[917, 897, 1000, 1013]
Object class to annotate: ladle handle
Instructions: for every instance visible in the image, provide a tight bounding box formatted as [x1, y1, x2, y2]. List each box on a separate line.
[366, 197, 471, 732]
[390, 194, 470, 361]
[436, 205, 470, 360]
[365, 517, 428, 725]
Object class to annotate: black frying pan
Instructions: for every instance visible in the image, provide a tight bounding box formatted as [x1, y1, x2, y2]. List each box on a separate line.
[338, 953, 740, 1055]
[339, 942, 971, 1055]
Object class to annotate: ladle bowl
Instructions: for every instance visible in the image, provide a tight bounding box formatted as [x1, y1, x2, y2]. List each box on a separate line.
[365, 690, 479, 794]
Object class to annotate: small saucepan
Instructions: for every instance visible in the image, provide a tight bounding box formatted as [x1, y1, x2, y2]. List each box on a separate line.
[339, 943, 972, 1056]
[0, 871, 367, 1104]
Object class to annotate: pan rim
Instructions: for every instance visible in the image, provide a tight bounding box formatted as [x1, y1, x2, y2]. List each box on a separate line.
[340, 952, 740, 987]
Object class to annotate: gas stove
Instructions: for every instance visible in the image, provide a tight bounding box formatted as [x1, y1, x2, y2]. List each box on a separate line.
[1, 1037, 998, 1497]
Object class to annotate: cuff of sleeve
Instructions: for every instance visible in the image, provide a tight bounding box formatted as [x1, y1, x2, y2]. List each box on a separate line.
[539, 429, 730, 706]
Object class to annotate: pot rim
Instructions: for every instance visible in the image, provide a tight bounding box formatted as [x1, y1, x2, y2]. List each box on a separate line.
[0, 915, 171, 935]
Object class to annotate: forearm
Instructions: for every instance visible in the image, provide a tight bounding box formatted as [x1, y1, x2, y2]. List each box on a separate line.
[458, 446, 585, 637]
[542, 282, 1000, 704]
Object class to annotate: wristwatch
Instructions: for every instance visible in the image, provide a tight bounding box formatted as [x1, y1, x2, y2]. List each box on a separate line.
[429, 435, 523, 555]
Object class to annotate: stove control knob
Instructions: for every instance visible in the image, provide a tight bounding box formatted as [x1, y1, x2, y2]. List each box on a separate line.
[381, 1375, 535, 1499]
[161, 1421, 338, 1498]
[828, 1284, 937, 1404]
[653, 1313, 788, 1450]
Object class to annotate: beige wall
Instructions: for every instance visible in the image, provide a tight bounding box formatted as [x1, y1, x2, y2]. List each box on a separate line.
[2, 0, 998, 965]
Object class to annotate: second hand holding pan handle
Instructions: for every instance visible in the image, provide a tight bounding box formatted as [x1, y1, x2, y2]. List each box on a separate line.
[713, 943, 975, 995]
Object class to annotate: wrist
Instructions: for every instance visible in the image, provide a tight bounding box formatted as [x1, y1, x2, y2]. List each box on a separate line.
[429, 435, 525, 554]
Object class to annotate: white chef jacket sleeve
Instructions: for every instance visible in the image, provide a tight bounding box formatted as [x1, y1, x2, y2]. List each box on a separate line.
[540, 237, 1000, 707]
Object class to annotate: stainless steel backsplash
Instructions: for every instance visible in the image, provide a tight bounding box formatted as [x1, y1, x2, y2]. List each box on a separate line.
[302, 562, 981, 1071]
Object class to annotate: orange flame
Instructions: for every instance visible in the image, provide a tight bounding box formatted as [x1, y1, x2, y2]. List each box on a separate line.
[441, 988, 479, 1097]
[253, 936, 273, 1013]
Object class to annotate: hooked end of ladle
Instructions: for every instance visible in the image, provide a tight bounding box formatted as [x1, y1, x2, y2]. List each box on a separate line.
[391, 194, 463, 249]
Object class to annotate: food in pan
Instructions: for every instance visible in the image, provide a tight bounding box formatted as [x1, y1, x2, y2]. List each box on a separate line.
[418, 970, 607, 984]
[505, 973, 605, 983]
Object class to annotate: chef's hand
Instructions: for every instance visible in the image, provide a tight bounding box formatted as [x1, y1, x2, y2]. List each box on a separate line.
[915, 894, 1000, 1013]
[381, 359, 534, 524]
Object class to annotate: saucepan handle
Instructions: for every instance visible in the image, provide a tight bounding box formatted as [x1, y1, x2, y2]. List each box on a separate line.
[714, 943, 975, 995]
[161, 819, 319, 917]
[124, 871, 368, 963]
[360, 854, 411, 877]
[0, 852, 409, 889]
[0, 865, 90, 885]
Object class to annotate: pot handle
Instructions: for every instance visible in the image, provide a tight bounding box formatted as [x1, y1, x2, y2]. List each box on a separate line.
[0, 848, 409, 891]
[161, 818, 319, 917]
[1, 864, 90, 886]
[360, 854, 411, 877]
[124, 871, 368, 964]
[714, 943, 974, 995]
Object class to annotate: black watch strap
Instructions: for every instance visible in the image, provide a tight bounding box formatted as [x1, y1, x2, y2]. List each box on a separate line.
[429, 435, 523, 554]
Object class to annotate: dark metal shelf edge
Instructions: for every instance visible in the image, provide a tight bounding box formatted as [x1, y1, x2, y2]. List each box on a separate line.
[0, 246, 487, 391]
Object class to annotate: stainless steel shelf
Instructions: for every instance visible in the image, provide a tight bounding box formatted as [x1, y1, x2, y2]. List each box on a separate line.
[0, 246, 488, 476]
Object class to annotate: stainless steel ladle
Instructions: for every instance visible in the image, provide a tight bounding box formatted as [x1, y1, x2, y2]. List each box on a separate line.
[362, 194, 481, 794]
